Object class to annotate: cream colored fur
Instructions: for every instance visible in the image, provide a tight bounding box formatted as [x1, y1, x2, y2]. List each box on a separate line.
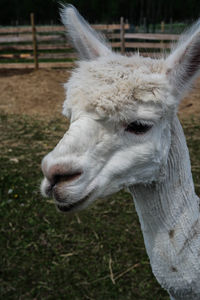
[63, 55, 174, 123]
[41, 5, 200, 299]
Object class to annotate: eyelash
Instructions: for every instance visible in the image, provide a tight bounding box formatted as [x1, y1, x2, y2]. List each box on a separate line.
[125, 120, 153, 135]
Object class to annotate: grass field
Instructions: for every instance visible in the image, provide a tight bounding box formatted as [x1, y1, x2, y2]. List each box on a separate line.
[0, 112, 199, 300]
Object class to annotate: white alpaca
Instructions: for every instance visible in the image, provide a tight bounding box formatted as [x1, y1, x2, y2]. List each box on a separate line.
[41, 5, 200, 299]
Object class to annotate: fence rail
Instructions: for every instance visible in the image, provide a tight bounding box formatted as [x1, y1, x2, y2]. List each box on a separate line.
[0, 15, 180, 70]
[0, 24, 130, 34]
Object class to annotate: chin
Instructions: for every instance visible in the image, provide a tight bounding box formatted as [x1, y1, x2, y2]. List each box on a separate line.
[52, 182, 96, 213]
[55, 193, 92, 213]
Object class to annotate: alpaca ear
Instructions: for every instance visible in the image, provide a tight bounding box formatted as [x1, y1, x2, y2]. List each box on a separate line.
[60, 4, 112, 60]
[166, 20, 200, 100]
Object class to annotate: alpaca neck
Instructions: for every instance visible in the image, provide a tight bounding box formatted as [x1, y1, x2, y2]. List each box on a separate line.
[129, 115, 200, 299]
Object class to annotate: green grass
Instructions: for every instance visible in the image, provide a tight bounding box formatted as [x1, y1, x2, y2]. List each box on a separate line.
[0, 113, 199, 300]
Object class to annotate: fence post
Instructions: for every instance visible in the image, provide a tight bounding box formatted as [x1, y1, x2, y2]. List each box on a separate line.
[120, 17, 125, 54]
[161, 21, 165, 33]
[30, 13, 38, 70]
[160, 21, 165, 52]
[170, 18, 173, 33]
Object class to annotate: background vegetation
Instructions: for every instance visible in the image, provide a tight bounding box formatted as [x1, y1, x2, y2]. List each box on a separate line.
[0, 0, 200, 26]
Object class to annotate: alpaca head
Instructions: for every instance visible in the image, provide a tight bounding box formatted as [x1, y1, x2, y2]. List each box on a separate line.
[41, 5, 200, 212]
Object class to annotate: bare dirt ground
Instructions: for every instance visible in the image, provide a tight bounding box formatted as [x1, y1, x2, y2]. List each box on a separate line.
[0, 69, 68, 119]
[0, 68, 200, 120]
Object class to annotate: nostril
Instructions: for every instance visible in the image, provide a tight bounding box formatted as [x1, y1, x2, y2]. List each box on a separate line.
[52, 172, 82, 187]
[42, 160, 83, 187]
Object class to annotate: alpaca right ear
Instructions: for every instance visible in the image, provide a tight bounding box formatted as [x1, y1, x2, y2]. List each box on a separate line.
[60, 4, 112, 60]
[166, 20, 200, 100]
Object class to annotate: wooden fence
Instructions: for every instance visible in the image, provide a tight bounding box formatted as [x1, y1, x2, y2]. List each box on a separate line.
[0, 15, 180, 70]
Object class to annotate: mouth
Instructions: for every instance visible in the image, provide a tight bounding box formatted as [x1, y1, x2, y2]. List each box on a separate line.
[56, 193, 92, 213]
[41, 177, 94, 213]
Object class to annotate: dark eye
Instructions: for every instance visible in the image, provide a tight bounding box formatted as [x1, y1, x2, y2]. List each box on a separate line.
[125, 121, 153, 135]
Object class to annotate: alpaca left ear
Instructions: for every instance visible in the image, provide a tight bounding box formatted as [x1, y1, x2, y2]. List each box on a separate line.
[166, 20, 200, 101]
[60, 4, 112, 60]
